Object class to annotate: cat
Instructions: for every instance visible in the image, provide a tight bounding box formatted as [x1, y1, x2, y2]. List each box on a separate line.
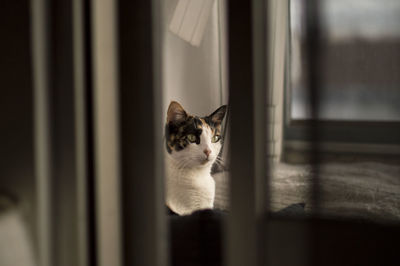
[164, 101, 227, 215]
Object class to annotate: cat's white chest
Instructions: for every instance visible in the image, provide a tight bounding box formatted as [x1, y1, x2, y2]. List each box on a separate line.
[166, 164, 215, 215]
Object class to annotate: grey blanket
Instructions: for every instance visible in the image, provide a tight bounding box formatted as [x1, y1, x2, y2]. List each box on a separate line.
[213, 162, 400, 222]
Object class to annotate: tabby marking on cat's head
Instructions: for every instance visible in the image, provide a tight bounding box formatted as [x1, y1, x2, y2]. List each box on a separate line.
[165, 101, 227, 168]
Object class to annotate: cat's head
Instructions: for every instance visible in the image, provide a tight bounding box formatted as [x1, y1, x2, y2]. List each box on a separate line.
[165, 101, 227, 168]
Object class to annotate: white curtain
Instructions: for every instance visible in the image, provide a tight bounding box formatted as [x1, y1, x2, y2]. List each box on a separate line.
[268, 0, 289, 162]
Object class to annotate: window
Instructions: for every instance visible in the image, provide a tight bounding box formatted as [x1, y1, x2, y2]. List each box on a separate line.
[286, 0, 400, 145]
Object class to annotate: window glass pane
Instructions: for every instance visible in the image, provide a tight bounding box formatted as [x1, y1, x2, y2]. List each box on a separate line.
[290, 0, 400, 121]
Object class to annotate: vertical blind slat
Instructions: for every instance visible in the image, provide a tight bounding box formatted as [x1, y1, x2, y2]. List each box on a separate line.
[226, 0, 270, 266]
[31, 0, 53, 265]
[72, 0, 90, 264]
[304, 1, 322, 265]
[118, 0, 167, 265]
[92, 0, 122, 266]
[304, 0, 322, 215]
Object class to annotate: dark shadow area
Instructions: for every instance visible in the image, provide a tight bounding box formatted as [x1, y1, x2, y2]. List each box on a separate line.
[168, 207, 400, 266]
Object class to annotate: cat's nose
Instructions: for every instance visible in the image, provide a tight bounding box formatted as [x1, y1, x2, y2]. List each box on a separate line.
[203, 148, 211, 158]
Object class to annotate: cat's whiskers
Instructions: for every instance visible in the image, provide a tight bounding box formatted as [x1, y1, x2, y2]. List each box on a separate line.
[214, 156, 224, 164]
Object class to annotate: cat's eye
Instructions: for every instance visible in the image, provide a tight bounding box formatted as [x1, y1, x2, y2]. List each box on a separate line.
[187, 134, 197, 143]
[211, 135, 221, 143]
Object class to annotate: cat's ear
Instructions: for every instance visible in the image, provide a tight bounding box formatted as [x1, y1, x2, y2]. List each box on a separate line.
[208, 105, 227, 124]
[167, 101, 188, 124]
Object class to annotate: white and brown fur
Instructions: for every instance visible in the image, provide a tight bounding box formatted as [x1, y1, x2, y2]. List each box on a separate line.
[164, 101, 227, 215]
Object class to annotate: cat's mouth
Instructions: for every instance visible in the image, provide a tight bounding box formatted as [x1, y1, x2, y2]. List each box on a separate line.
[200, 158, 212, 165]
